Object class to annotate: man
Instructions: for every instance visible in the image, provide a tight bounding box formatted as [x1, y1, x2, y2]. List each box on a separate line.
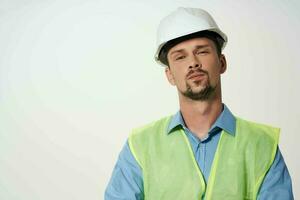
[105, 7, 293, 199]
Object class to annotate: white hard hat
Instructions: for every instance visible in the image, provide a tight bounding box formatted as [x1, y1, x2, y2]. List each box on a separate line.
[155, 7, 228, 66]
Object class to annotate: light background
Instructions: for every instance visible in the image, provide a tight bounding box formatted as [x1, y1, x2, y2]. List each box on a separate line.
[0, 0, 299, 199]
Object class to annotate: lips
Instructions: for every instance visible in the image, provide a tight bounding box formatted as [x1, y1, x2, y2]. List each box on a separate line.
[188, 73, 206, 80]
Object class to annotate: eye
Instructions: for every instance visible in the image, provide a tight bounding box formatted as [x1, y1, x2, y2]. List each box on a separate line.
[196, 50, 209, 55]
[175, 55, 186, 60]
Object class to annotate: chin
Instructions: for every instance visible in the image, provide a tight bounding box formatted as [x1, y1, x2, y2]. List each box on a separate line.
[191, 85, 206, 92]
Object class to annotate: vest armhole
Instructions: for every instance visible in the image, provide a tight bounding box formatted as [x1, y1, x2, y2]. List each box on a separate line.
[254, 127, 280, 196]
[128, 132, 144, 170]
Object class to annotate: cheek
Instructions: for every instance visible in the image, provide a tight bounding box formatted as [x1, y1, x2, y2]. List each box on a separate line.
[203, 57, 219, 68]
[208, 69, 222, 85]
[170, 65, 188, 81]
[203, 62, 221, 82]
[167, 72, 187, 90]
[173, 69, 187, 84]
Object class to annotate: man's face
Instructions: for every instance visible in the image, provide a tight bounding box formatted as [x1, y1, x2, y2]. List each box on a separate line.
[165, 37, 227, 101]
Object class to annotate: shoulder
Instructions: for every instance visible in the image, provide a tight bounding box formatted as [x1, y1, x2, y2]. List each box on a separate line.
[236, 116, 279, 129]
[130, 115, 173, 138]
[236, 117, 280, 131]
[235, 116, 280, 140]
[128, 115, 173, 166]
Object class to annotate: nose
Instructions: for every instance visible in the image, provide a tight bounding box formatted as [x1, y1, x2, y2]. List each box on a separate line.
[189, 64, 200, 69]
[188, 56, 201, 69]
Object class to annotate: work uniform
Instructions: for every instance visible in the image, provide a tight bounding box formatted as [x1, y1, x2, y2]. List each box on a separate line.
[105, 104, 294, 199]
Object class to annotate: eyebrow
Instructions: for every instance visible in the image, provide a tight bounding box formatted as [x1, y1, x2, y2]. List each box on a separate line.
[169, 45, 211, 56]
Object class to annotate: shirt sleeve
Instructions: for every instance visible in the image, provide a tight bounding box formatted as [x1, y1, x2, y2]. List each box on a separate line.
[257, 146, 294, 200]
[104, 139, 144, 200]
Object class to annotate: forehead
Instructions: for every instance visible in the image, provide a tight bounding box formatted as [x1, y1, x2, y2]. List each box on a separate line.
[168, 37, 215, 55]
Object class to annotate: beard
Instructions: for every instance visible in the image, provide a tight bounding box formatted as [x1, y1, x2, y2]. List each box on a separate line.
[181, 83, 216, 101]
[181, 69, 216, 101]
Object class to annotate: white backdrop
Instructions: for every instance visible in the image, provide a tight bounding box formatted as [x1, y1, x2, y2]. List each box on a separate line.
[0, 0, 299, 199]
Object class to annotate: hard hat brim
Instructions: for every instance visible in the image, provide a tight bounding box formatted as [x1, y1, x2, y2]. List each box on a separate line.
[155, 29, 227, 67]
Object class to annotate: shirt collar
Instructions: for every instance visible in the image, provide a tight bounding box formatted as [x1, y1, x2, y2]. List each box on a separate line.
[166, 103, 236, 136]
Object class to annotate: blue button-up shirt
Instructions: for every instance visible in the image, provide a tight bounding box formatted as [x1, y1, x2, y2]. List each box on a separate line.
[105, 104, 294, 199]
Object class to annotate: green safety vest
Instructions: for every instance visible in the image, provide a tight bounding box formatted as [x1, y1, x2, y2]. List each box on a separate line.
[128, 116, 279, 200]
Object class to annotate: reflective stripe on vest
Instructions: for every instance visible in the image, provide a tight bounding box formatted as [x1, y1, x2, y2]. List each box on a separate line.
[128, 116, 279, 200]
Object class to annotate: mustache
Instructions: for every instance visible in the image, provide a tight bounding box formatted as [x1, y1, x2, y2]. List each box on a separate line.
[186, 68, 208, 79]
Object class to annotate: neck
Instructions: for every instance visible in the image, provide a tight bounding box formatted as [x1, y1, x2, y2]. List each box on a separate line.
[179, 88, 223, 139]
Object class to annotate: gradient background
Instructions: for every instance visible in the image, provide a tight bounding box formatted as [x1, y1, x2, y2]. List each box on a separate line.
[0, 0, 299, 199]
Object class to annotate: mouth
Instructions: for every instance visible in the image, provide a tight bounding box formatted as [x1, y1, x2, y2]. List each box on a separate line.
[188, 73, 206, 80]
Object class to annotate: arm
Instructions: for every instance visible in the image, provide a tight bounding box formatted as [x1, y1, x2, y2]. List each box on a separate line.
[257, 146, 294, 200]
[104, 140, 144, 200]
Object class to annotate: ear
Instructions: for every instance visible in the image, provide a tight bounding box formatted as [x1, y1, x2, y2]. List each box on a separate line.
[219, 54, 227, 74]
[165, 67, 176, 86]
